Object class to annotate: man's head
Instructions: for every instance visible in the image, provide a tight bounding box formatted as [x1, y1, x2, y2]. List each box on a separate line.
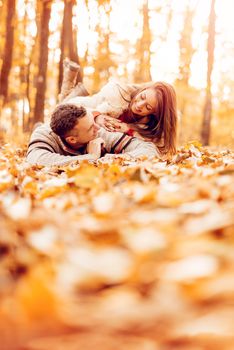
[50, 104, 100, 146]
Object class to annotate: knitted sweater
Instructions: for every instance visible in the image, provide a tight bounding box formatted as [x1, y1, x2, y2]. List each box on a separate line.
[26, 123, 158, 167]
[64, 80, 137, 118]
[65, 80, 162, 143]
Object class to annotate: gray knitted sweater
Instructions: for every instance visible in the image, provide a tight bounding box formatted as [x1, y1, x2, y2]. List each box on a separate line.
[26, 123, 158, 167]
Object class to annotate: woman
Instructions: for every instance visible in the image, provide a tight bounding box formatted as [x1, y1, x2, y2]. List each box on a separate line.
[64, 80, 178, 157]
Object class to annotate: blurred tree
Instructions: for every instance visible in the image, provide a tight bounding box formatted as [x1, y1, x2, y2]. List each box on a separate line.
[134, 0, 152, 83]
[92, 0, 115, 91]
[0, 0, 6, 54]
[217, 44, 234, 109]
[0, 0, 16, 105]
[16, 0, 31, 131]
[83, 0, 91, 65]
[27, 0, 43, 128]
[175, 1, 197, 142]
[201, 0, 216, 145]
[58, 0, 82, 94]
[177, 2, 196, 86]
[33, 0, 52, 125]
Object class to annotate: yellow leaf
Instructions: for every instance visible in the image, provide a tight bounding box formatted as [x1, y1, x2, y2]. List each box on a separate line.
[72, 165, 102, 189]
[39, 186, 66, 200]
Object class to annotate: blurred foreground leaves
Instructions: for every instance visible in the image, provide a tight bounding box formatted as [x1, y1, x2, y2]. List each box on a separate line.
[0, 142, 234, 350]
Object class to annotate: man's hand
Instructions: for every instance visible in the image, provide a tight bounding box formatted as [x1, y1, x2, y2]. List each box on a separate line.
[87, 137, 105, 159]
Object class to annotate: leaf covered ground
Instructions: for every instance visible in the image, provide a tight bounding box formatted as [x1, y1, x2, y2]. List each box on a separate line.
[0, 142, 234, 350]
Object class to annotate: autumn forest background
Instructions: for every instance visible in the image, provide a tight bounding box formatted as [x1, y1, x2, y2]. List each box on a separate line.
[0, 0, 234, 148]
[1, 1, 234, 349]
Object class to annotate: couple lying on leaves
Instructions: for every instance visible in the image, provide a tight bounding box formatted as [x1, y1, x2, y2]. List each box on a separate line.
[27, 63, 178, 167]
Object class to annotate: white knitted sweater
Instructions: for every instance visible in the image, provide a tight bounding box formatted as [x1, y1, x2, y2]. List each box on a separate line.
[64, 80, 137, 118]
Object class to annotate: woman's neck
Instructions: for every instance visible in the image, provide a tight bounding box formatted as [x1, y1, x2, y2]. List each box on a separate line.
[137, 115, 150, 124]
[120, 110, 150, 124]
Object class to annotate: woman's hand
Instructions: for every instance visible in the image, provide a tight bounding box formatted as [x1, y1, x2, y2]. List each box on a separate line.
[95, 114, 108, 128]
[95, 114, 130, 134]
[103, 116, 129, 133]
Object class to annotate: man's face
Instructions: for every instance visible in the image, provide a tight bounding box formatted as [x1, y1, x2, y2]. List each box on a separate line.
[65, 110, 100, 146]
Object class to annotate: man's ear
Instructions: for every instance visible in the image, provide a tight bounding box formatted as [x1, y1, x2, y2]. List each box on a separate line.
[65, 135, 76, 144]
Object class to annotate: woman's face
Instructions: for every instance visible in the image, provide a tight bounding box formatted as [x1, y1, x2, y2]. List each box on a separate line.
[131, 88, 157, 117]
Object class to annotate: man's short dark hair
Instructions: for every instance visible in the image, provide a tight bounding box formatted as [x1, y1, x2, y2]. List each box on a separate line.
[50, 104, 87, 137]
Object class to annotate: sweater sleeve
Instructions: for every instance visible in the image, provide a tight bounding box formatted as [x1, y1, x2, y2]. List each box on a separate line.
[123, 138, 159, 158]
[100, 129, 159, 159]
[26, 148, 96, 167]
[66, 81, 130, 119]
[95, 81, 130, 117]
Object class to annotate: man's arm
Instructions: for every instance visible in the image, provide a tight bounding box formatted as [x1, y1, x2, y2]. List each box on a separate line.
[26, 147, 96, 167]
[100, 129, 159, 159]
[26, 126, 96, 167]
[122, 137, 159, 158]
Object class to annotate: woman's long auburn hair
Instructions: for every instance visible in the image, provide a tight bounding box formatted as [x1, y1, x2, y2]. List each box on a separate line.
[120, 81, 178, 156]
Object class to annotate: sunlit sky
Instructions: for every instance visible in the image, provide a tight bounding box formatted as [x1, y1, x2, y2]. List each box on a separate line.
[17, 0, 234, 98]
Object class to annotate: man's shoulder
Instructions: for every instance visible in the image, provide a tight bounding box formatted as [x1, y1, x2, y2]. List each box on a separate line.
[27, 122, 63, 157]
[30, 123, 54, 139]
[32, 122, 50, 133]
[29, 123, 60, 147]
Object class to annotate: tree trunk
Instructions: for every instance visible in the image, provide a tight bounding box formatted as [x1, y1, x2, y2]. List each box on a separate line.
[134, 0, 152, 82]
[33, 0, 52, 125]
[201, 0, 216, 145]
[58, 0, 82, 95]
[27, 0, 41, 130]
[93, 0, 112, 91]
[177, 3, 196, 85]
[20, 0, 29, 132]
[176, 2, 197, 143]
[0, 0, 16, 104]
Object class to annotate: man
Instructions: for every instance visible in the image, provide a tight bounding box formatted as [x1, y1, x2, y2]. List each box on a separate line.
[26, 104, 158, 167]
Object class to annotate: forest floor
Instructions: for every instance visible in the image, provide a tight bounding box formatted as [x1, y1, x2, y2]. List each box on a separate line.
[0, 141, 234, 350]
